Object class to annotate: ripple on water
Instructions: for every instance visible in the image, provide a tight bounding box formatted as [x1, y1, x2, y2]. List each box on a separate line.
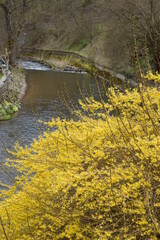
[0, 67, 102, 184]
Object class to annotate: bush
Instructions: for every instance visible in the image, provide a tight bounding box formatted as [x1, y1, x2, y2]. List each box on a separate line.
[0, 75, 160, 239]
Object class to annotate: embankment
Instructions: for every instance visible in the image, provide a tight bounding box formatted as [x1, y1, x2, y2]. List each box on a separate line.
[0, 68, 26, 102]
[0, 68, 26, 120]
[20, 48, 137, 87]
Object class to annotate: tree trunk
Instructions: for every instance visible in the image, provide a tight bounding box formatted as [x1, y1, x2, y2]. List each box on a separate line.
[0, 2, 16, 65]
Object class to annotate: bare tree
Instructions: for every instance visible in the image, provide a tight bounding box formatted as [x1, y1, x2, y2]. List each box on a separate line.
[105, 0, 160, 71]
[0, 0, 35, 64]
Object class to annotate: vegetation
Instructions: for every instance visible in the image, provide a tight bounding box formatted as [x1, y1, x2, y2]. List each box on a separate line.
[0, 1, 160, 239]
[0, 65, 24, 119]
[0, 0, 36, 62]
[1, 0, 160, 72]
[0, 100, 18, 121]
[68, 38, 89, 52]
[0, 70, 159, 239]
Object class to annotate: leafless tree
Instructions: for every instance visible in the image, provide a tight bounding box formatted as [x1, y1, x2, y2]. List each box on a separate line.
[0, 0, 35, 64]
[105, 0, 160, 71]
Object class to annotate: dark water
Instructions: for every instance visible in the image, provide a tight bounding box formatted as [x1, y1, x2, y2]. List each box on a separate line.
[0, 63, 105, 184]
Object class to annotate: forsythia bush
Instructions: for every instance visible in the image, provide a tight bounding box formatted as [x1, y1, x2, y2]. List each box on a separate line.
[142, 70, 160, 82]
[0, 78, 160, 239]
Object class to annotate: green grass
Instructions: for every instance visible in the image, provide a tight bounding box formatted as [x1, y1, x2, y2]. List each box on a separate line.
[68, 39, 89, 52]
[0, 73, 3, 80]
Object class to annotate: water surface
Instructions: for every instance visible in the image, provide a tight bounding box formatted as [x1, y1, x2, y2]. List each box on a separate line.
[0, 62, 102, 184]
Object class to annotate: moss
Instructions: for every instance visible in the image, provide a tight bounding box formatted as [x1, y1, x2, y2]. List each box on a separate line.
[0, 100, 19, 121]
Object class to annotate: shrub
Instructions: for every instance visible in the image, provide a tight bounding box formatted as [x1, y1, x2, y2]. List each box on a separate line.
[0, 75, 160, 239]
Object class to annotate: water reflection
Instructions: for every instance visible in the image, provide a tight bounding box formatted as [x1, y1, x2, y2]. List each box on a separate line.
[0, 68, 104, 184]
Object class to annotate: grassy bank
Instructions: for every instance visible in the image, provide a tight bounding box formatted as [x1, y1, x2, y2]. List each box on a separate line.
[21, 48, 135, 88]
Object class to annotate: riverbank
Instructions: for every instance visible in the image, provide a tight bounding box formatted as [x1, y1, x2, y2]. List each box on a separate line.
[4, 68, 26, 101]
[12, 68, 27, 100]
[0, 68, 26, 120]
[21, 48, 137, 87]
[19, 55, 87, 74]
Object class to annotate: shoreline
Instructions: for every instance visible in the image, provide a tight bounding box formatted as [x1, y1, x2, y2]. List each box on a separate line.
[0, 68, 27, 121]
[0, 67, 27, 102]
[18, 71, 27, 100]
[11, 68, 27, 101]
[20, 49, 137, 87]
[19, 56, 87, 74]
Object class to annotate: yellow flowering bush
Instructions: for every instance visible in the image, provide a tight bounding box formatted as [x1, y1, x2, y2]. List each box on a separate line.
[141, 70, 160, 82]
[0, 81, 159, 239]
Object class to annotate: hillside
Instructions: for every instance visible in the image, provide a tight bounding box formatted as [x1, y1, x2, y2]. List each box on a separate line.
[0, 0, 160, 73]
[0, 1, 160, 239]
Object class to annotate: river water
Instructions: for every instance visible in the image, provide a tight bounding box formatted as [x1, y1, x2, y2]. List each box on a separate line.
[0, 61, 105, 184]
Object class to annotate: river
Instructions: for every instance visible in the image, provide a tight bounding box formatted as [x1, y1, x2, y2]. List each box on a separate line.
[0, 61, 105, 185]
